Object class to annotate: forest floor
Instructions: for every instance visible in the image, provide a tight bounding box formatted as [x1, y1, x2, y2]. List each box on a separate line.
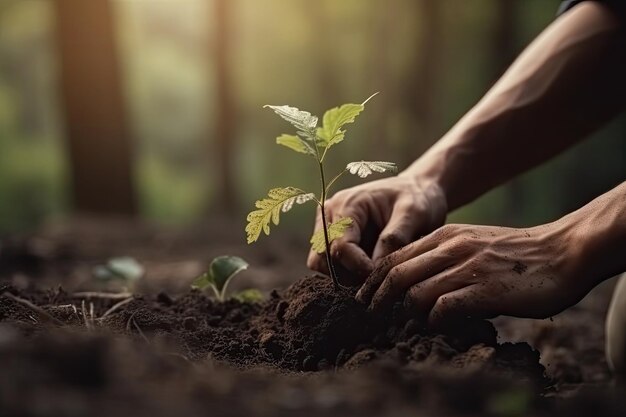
[0, 217, 623, 417]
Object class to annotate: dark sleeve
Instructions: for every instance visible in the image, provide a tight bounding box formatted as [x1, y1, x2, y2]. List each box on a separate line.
[558, 0, 626, 18]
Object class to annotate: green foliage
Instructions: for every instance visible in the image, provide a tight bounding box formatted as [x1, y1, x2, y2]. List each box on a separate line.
[192, 256, 249, 301]
[248, 94, 397, 287]
[246, 187, 316, 244]
[93, 257, 145, 283]
[316, 104, 364, 153]
[276, 133, 315, 156]
[310, 217, 354, 254]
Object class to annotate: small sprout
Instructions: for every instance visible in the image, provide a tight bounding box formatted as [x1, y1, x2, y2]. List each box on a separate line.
[93, 257, 144, 283]
[192, 256, 249, 302]
[247, 93, 397, 289]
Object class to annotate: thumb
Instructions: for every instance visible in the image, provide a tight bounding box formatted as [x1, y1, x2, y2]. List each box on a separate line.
[372, 205, 420, 262]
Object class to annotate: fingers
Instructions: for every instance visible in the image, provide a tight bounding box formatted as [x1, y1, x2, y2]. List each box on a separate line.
[372, 194, 447, 263]
[426, 285, 497, 329]
[403, 269, 468, 317]
[371, 204, 417, 262]
[368, 252, 454, 310]
[356, 227, 449, 304]
[306, 203, 373, 280]
[331, 240, 374, 279]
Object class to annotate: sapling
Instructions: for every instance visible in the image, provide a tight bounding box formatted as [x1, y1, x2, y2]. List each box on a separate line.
[246, 93, 397, 289]
[92, 256, 144, 291]
[192, 255, 263, 302]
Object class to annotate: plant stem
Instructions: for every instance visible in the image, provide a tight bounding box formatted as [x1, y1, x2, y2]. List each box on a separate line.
[318, 161, 340, 289]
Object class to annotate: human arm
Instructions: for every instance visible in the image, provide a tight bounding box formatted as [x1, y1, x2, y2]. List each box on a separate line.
[307, 1, 626, 279]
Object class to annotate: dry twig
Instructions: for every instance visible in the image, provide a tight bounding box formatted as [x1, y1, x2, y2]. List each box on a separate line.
[1, 292, 63, 326]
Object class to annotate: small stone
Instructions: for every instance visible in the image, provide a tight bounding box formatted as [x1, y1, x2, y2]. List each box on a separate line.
[182, 317, 197, 330]
[302, 355, 317, 371]
[396, 342, 411, 354]
[403, 319, 421, 337]
[317, 359, 331, 371]
[156, 292, 173, 306]
[275, 301, 289, 323]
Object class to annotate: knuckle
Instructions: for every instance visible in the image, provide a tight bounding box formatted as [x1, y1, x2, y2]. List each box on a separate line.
[385, 266, 403, 289]
[380, 232, 407, 249]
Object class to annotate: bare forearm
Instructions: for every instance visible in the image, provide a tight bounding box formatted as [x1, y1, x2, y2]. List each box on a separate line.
[565, 181, 626, 289]
[403, 2, 626, 211]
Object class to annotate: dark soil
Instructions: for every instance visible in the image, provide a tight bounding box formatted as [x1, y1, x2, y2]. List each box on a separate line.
[0, 218, 623, 416]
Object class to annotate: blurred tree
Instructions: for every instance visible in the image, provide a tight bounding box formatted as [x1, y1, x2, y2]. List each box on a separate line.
[492, 0, 523, 225]
[213, 0, 237, 212]
[53, 0, 136, 215]
[401, 0, 443, 167]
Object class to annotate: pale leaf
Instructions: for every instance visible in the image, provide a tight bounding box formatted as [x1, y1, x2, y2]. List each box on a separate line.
[346, 161, 398, 178]
[246, 187, 315, 243]
[310, 217, 353, 254]
[264, 105, 318, 138]
[282, 192, 315, 213]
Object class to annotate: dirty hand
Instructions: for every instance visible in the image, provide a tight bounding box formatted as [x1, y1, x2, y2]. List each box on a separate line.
[355, 221, 591, 327]
[306, 175, 447, 281]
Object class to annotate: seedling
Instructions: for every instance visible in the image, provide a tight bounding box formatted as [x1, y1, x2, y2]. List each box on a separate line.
[246, 93, 397, 289]
[93, 256, 144, 290]
[193, 256, 262, 302]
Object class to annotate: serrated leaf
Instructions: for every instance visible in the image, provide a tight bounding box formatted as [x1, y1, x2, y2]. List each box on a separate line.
[316, 103, 364, 151]
[192, 256, 249, 301]
[233, 288, 265, 303]
[264, 105, 318, 136]
[93, 257, 144, 282]
[282, 192, 315, 213]
[346, 161, 398, 178]
[276, 134, 315, 156]
[246, 187, 315, 244]
[310, 217, 353, 254]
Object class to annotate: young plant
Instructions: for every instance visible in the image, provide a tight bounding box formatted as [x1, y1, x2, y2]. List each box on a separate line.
[192, 256, 262, 302]
[246, 93, 397, 289]
[93, 256, 144, 291]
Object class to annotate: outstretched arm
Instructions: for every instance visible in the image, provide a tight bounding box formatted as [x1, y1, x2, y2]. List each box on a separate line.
[404, 0, 626, 211]
[308, 1, 626, 279]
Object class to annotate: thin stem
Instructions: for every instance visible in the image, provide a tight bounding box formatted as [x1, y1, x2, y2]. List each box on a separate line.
[318, 160, 339, 289]
[325, 169, 346, 195]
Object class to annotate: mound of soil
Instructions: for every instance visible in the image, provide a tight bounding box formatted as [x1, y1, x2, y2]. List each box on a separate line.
[0, 275, 545, 382]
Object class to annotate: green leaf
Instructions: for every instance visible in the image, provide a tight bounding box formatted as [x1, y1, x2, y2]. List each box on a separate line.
[192, 256, 249, 300]
[93, 257, 144, 282]
[264, 105, 318, 140]
[346, 161, 398, 178]
[276, 134, 315, 156]
[233, 288, 265, 303]
[316, 103, 364, 151]
[246, 187, 315, 244]
[310, 217, 353, 254]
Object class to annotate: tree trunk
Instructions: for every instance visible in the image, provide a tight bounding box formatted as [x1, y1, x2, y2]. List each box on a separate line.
[213, 0, 237, 212]
[401, 0, 443, 168]
[53, 0, 136, 215]
[491, 0, 523, 226]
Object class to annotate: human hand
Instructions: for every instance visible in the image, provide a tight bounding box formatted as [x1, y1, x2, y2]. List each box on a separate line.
[355, 221, 591, 327]
[306, 175, 447, 282]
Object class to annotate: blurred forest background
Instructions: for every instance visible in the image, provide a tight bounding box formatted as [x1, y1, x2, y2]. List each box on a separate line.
[0, 0, 624, 238]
